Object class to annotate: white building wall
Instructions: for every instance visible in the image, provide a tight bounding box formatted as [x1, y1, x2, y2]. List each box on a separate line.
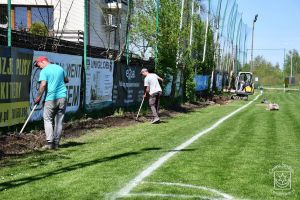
[54, 0, 84, 32]
[0, 0, 127, 49]
[0, 0, 84, 38]
[89, 0, 127, 50]
[89, 0, 108, 48]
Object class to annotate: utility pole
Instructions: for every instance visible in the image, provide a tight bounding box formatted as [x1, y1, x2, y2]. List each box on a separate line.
[251, 14, 258, 72]
[284, 48, 286, 66]
[290, 53, 293, 78]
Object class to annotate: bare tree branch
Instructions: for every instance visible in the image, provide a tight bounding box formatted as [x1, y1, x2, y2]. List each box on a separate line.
[55, 0, 62, 37]
[53, 0, 75, 51]
[90, 0, 117, 52]
[34, 0, 49, 32]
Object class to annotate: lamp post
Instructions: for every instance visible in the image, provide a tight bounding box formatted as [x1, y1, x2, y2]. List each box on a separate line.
[250, 14, 258, 72]
[290, 53, 293, 79]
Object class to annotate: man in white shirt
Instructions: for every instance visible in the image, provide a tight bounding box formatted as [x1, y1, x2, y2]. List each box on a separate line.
[141, 68, 163, 124]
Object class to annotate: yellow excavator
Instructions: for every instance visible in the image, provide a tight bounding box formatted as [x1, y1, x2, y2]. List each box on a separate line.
[231, 72, 255, 100]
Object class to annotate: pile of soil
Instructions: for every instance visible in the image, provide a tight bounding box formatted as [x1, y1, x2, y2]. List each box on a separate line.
[211, 95, 230, 105]
[0, 95, 230, 158]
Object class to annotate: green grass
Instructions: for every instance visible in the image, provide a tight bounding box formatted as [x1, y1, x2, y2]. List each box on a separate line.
[0, 91, 299, 200]
[264, 84, 300, 89]
[131, 91, 300, 200]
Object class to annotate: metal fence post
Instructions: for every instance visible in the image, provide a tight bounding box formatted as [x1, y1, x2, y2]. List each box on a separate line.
[8, 0, 11, 46]
[83, 0, 88, 112]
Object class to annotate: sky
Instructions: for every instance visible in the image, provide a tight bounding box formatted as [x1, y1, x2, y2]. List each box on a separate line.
[236, 0, 300, 68]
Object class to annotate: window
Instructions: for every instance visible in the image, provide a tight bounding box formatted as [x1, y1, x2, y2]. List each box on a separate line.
[104, 0, 127, 5]
[31, 7, 54, 30]
[15, 6, 27, 31]
[0, 5, 8, 27]
[105, 0, 117, 3]
[0, 5, 54, 32]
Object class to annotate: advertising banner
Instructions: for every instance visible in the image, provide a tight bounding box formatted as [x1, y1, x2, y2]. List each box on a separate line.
[29, 51, 82, 121]
[163, 71, 183, 97]
[113, 64, 144, 107]
[0, 47, 33, 127]
[163, 74, 172, 96]
[216, 73, 223, 91]
[85, 57, 114, 111]
[195, 75, 209, 91]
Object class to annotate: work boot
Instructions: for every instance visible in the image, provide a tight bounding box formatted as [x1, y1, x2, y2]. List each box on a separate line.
[151, 117, 160, 124]
[41, 142, 54, 150]
[53, 142, 59, 149]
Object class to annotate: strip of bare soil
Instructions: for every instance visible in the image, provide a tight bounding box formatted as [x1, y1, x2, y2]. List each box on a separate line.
[0, 96, 230, 158]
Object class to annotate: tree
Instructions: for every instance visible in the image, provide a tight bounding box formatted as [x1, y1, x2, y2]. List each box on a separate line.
[241, 55, 283, 86]
[284, 49, 300, 76]
[29, 22, 48, 36]
[130, 0, 157, 60]
[130, 0, 216, 100]
[130, 0, 182, 98]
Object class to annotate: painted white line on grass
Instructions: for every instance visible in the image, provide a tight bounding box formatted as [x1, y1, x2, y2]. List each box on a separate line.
[127, 192, 213, 199]
[144, 181, 234, 199]
[113, 94, 261, 199]
[264, 87, 299, 91]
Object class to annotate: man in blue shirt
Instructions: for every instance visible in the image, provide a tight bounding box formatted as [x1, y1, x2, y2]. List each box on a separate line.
[34, 56, 69, 150]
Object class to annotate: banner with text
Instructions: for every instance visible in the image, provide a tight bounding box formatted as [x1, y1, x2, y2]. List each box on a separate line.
[29, 51, 82, 121]
[0, 46, 33, 127]
[113, 64, 144, 107]
[85, 57, 114, 111]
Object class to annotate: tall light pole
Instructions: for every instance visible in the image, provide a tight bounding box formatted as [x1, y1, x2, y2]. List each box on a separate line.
[251, 14, 258, 72]
[290, 53, 293, 78]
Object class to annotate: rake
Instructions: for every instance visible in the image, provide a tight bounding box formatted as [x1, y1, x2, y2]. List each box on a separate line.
[19, 104, 38, 134]
[135, 96, 145, 121]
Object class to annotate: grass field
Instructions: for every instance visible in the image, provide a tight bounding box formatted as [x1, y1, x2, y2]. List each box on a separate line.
[0, 90, 299, 200]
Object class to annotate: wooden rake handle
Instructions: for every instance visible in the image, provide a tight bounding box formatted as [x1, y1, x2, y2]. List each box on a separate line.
[135, 97, 145, 120]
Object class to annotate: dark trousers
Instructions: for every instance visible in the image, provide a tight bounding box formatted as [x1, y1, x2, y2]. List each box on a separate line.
[149, 92, 161, 118]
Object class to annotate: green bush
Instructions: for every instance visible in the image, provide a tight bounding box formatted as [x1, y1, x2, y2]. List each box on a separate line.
[29, 22, 48, 36]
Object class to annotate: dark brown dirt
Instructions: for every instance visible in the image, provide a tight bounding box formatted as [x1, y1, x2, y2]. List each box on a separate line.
[0, 95, 230, 158]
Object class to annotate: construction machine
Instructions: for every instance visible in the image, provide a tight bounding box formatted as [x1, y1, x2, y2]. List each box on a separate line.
[231, 72, 254, 100]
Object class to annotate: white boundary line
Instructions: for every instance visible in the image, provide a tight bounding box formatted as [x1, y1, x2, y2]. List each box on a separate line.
[143, 181, 234, 199]
[112, 94, 261, 199]
[264, 87, 299, 91]
[127, 192, 213, 199]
